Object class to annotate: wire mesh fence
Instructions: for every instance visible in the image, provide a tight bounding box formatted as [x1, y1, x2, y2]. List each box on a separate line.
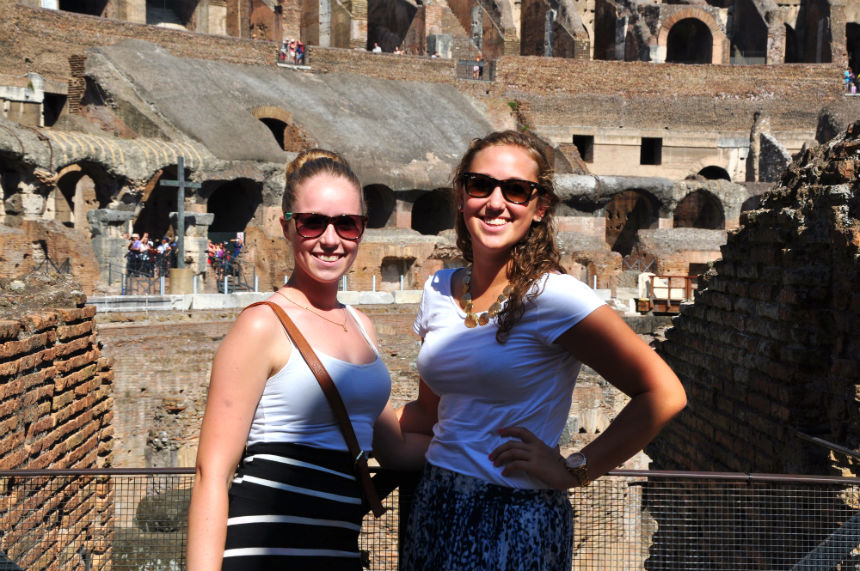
[0, 468, 858, 571]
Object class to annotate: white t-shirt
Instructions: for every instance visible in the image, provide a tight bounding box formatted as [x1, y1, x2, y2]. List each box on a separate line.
[246, 306, 391, 452]
[414, 269, 605, 488]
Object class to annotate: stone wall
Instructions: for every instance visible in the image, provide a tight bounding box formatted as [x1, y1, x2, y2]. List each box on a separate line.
[0, 220, 102, 295]
[648, 121, 860, 476]
[0, 273, 114, 570]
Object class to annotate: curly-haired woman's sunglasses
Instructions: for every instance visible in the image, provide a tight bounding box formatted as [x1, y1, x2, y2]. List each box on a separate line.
[285, 212, 368, 241]
[459, 172, 543, 205]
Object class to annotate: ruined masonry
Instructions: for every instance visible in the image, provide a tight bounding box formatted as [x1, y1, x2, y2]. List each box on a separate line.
[0, 274, 114, 570]
[649, 120, 860, 478]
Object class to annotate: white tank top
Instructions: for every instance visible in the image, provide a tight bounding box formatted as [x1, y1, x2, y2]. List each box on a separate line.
[246, 306, 391, 452]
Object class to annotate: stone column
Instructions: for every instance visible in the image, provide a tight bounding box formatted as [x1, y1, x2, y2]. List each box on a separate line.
[170, 212, 214, 275]
[87, 209, 137, 286]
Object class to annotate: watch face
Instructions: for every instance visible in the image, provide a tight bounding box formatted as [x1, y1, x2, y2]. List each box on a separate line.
[566, 453, 586, 469]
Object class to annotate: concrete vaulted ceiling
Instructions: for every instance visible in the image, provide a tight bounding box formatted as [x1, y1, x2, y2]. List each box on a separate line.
[85, 39, 494, 190]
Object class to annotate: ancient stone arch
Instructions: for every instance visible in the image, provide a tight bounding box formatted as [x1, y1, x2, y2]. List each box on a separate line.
[54, 167, 97, 235]
[363, 184, 395, 228]
[655, 9, 729, 64]
[146, 0, 201, 29]
[673, 188, 725, 229]
[59, 0, 110, 17]
[698, 166, 731, 181]
[205, 178, 263, 241]
[604, 189, 660, 255]
[250, 106, 294, 151]
[134, 167, 183, 240]
[412, 189, 454, 235]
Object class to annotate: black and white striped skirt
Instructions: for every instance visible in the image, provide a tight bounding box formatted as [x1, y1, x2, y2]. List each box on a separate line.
[222, 442, 365, 571]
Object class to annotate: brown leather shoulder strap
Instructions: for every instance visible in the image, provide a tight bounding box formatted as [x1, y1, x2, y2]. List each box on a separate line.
[246, 300, 385, 517]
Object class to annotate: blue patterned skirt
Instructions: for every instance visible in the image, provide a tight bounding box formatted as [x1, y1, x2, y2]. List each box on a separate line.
[402, 463, 573, 571]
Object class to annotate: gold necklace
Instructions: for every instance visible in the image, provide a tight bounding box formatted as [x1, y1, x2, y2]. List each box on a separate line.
[274, 289, 348, 332]
[461, 267, 513, 328]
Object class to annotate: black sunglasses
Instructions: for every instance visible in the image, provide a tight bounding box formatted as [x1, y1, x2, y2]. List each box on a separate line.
[285, 212, 368, 241]
[459, 172, 543, 205]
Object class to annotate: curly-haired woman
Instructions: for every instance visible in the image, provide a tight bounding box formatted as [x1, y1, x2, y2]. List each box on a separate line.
[399, 130, 687, 570]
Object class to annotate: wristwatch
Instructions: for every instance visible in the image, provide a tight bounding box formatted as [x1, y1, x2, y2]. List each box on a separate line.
[563, 452, 591, 487]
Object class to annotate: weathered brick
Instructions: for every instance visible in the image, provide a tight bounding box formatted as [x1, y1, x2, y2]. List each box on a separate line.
[20, 311, 60, 333]
[0, 321, 21, 341]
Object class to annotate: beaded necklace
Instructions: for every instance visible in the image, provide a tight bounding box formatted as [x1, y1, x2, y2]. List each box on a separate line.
[461, 267, 514, 328]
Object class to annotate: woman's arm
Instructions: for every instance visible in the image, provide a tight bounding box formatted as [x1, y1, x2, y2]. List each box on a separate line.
[372, 401, 431, 470]
[352, 311, 434, 470]
[186, 307, 283, 570]
[490, 305, 686, 489]
[397, 379, 439, 436]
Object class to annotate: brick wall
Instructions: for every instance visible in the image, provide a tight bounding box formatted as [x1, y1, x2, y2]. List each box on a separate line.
[0, 4, 277, 85]
[0, 278, 114, 570]
[648, 121, 860, 476]
[0, 220, 102, 295]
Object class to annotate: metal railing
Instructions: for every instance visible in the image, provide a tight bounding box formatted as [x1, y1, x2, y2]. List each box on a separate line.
[33, 255, 71, 274]
[456, 59, 496, 81]
[1, 468, 858, 571]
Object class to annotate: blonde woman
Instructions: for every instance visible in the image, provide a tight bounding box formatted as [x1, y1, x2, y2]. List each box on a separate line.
[187, 149, 427, 570]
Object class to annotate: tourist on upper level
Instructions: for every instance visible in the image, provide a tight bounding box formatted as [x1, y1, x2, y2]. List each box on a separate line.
[473, 54, 484, 79]
[296, 41, 305, 65]
[186, 149, 428, 571]
[397, 130, 687, 571]
[288, 39, 297, 64]
[372, 42, 382, 54]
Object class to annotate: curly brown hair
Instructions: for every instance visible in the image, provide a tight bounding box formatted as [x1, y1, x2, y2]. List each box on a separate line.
[281, 149, 364, 215]
[453, 130, 564, 343]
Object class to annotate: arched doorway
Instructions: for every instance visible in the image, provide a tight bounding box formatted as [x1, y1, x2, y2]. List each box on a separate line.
[364, 184, 395, 228]
[698, 166, 730, 181]
[667, 18, 713, 63]
[146, 0, 199, 28]
[800, 2, 832, 63]
[848, 23, 859, 74]
[206, 179, 263, 242]
[53, 163, 111, 237]
[59, 0, 109, 16]
[605, 190, 659, 255]
[412, 190, 454, 235]
[673, 189, 725, 229]
[134, 167, 184, 241]
[785, 24, 801, 63]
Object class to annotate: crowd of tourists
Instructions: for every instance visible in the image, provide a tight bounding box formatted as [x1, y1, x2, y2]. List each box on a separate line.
[278, 39, 305, 65]
[845, 67, 858, 94]
[207, 237, 244, 281]
[125, 232, 177, 276]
